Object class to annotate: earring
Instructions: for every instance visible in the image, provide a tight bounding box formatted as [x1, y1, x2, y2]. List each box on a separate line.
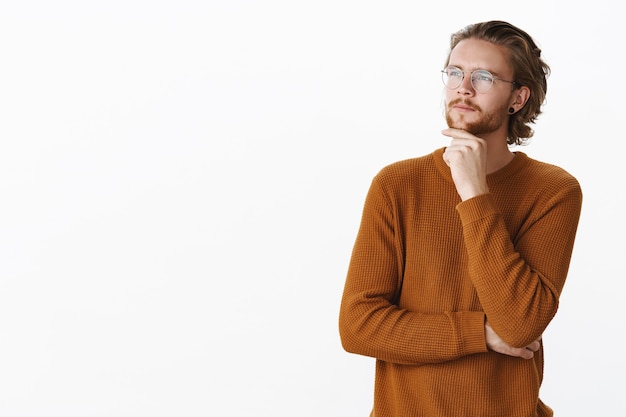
[508, 107, 515, 114]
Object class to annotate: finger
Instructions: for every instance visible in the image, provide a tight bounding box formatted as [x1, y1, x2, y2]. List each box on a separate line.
[441, 128, 484, 142]
[527, 340, 541, 352]
[442, 147, 462, 165]
[442, 128, 472, 139]
[517, 347, 534, 360]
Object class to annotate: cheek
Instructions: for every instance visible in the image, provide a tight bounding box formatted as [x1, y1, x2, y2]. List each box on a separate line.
[443, 90, 456, 107]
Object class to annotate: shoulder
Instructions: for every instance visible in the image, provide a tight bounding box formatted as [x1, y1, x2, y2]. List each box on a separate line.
[516, 153, 583, 205]
[520, 153, 581, 190]
[374, 150, 439, 187]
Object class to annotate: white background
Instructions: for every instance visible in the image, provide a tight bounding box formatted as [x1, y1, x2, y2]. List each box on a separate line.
[0, 1, 623, 416]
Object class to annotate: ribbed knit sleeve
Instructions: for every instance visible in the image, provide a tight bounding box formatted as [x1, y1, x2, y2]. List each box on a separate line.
[456, 171, 583, 347]
[339, 158, 487, 365]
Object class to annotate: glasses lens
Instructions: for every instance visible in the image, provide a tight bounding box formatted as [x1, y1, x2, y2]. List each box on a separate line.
[442, 66, 463, 89]
[471, 70, 494, 93]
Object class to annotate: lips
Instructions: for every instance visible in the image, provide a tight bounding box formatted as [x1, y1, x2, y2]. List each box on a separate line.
[450, 100, 477, 112]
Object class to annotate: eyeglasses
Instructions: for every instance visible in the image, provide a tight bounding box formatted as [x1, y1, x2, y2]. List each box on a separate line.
[441, 66, 519, 93]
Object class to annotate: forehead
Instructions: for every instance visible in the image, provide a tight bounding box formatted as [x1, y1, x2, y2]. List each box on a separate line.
[449, 38, 513, 75]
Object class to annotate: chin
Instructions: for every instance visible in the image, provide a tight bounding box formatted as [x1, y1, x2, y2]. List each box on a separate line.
[447, 121, 464, 130]
[446, 112, 467, 129]
[446, 118, 469, 131]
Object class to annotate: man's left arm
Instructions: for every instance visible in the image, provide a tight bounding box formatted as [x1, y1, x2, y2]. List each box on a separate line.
[457, 185, 582, 348]
[442, 129, 583, 348]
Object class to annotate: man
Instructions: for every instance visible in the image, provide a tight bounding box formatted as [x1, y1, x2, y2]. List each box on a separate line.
[339, 21, 582, 417]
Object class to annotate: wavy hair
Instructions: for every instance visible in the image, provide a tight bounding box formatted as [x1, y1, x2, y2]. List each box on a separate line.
[445, 21, 550, 145]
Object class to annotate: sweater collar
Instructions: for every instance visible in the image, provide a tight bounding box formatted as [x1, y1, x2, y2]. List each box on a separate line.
[433, 146, 528, 185]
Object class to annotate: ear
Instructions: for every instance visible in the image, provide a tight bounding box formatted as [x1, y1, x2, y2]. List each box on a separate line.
[512, 85, 531, 110]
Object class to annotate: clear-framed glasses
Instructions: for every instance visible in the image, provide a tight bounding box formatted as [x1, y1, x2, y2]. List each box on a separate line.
[441, 66, 519, 93]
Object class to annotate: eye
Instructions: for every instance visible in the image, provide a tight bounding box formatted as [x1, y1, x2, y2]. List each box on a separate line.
[473, 71, 494, 82]
[446, 67, 463, 78]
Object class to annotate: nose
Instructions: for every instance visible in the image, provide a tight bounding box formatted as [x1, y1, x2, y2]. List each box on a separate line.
[457, 74, 474, 95]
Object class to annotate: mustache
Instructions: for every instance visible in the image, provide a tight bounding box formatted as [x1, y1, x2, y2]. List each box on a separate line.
[448, 98, 481, 111]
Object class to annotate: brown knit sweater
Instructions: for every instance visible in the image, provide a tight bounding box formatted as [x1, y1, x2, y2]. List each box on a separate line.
[339, 147, 582, 417]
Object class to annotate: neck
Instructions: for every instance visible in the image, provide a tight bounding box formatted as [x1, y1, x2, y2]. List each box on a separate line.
[487, 148, 515, 174]
[482, 134, 515, 174]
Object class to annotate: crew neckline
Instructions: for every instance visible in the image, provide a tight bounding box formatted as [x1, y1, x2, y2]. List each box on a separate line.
[433, 146, 527, 185]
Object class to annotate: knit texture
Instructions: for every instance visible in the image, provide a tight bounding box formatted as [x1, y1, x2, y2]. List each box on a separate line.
[339, 147, 582, 417]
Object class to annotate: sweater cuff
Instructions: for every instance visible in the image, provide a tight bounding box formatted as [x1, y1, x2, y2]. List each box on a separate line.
[458, 311, 487, 354]
[456, 193, 498, 224]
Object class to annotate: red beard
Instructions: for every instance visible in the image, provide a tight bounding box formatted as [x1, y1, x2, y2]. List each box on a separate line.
[445, 98, 508, 136]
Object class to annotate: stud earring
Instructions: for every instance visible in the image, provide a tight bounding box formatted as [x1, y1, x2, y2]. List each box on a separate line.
[508, 107, 515, 114]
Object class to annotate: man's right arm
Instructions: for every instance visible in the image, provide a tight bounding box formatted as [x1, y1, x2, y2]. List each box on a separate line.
[338, 178, 488, 365]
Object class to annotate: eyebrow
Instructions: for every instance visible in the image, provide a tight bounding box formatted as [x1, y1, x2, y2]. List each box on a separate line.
[448, 63, 509, 75]
[449, 65, 512, 79]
